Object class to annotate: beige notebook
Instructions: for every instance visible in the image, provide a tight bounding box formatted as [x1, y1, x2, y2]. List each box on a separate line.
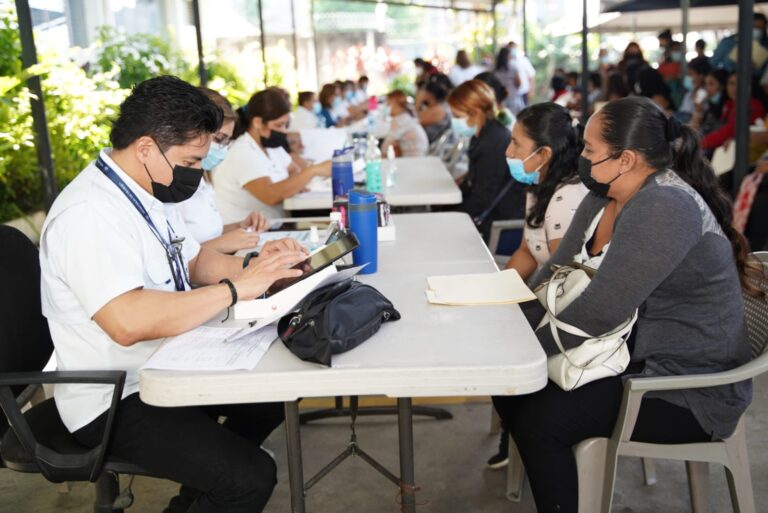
[425, 269, 536, 306]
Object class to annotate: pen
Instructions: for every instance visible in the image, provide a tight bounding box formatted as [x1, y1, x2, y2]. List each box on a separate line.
[224, 320, 259, 343]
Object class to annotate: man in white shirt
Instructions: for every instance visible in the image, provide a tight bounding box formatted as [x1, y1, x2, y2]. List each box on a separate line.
[39, 76, 307, 513]
[508, 41, 536, 106]
[290, 91, 321, 130]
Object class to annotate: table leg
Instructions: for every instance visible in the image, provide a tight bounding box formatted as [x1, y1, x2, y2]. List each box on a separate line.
[285, 401, 305, 513]
[397, 397, 416, 513]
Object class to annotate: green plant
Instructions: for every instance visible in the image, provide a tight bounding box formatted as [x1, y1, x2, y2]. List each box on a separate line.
[92, 26, 187, 88]
[387, 74, 415, 97]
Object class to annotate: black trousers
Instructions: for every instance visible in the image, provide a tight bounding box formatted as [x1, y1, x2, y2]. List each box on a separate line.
[74, 393, 285, 513]
[492, 365, 710, 513]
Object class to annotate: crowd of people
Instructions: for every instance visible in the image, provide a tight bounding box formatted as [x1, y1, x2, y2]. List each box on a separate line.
[28, 15, 768, 513]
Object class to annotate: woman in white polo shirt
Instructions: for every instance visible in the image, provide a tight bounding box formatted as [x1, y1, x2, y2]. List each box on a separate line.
[214, 87, 331, 223]
[177, 88, 269, 253]
[488, 102, 588, 469]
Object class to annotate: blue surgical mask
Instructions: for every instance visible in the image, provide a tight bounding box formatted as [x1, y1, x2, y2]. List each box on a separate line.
[510, 48, 518, 58]
[201, 142, 228, 171]
[710, 91, 722, 104]
[683, 76, 694, 91]
[312, 101, 322, 114]
[333, 97, 342, 108]
[451, 117, 477, 137]
[345, 90, 354, 101]
[507, 148, 542, 185]
[754, 28, 763, 40]
[671, 51, 683, 63]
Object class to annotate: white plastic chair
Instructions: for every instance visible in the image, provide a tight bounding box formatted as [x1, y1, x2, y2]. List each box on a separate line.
[506, 252, 768, 512]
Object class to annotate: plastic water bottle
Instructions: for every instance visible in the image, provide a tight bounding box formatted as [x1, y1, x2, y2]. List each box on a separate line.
[348, 191, 378, 274]
[331, 147, 355, 198]
[385, 145, 397, 188]
[364, 135, 383, 193]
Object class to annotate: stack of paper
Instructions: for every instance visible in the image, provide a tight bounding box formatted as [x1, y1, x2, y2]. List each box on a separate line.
[425, 269, 536, 306]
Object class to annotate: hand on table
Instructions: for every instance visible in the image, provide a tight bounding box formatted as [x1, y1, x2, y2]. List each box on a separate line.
[215, 229, 261, 254]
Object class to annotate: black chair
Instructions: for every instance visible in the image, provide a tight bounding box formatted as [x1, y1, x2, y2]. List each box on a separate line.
[0, 226, 149, 512]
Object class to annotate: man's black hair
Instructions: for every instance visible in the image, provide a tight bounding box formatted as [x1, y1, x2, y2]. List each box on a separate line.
[110, 75, 223, 151]
[297, 91, 315, 106]
[756, 12, 768, 25]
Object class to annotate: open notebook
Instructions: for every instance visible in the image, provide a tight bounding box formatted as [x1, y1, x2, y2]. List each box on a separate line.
[425, 269, 536, 306]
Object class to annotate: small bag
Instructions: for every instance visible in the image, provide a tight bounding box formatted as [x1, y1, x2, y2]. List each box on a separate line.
[278, 279, 401, 366]
[535, 264, 637, 391]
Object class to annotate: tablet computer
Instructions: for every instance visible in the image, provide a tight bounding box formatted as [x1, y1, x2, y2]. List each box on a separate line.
[266, 231, 360, 296]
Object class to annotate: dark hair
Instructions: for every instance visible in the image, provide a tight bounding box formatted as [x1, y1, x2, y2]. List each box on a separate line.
[495, 47, 510, 72]
[111, 76, 222, 150]
[319, 83, 337, 109]
[606, 72, 628, 100]
[756, 12, 767, 25]
[598, 96, 755, 293]
[588, 72, 602, 90]
[658, 29, 672, 41]
[359, 75, 369, 84]
[233, 87, 291, 139]
[297, 91, 315, 107]
[387, 90, 413, 116]
[688, 56, 711, 77]
[635, 66, 676, 110]
[516, 103, 583, 228]
[198, 87, 236, 122]
[473, 71, 508, 104]
[422, 73, 454, 102]
[551, 75, 567, 92]
[695, 38, 706, 51]
[566, 71, 579, 82]
[456, 50, 471, 69]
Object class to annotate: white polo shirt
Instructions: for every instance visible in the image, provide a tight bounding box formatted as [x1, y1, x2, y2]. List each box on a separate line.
[213, 132, 292, 223]
[177, 178, 223, 243]
[291, 106, 321, 130]
[39, 149, 200, 433]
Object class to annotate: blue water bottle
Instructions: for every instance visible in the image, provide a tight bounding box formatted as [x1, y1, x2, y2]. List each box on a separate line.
[348, 191, 378, 274]
[331, 147, 355, 198]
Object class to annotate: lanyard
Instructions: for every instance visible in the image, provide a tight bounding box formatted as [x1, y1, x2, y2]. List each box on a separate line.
[95, 156, 190, 291]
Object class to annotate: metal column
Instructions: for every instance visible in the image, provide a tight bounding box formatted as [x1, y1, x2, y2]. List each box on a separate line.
[191, 0, 206, 86]
[14, 0, 57, 211]
[285, 401, 306, 513]
[734, 2, 754, 192]
[258, 0, 268, 87]
[580, 0, 589, 124]
[397, 398, 416, 513]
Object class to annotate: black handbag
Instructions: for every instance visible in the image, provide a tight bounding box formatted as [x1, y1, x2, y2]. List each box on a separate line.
[277, 279, 401, 366]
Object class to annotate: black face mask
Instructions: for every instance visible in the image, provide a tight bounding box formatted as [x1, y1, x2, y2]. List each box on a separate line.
[578, 154, 622, 197]
[145, 144, 204, 204]
[261, 130, 290, 152]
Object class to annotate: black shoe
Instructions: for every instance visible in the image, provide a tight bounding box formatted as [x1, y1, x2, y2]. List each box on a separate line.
[487, 430, 510, 470]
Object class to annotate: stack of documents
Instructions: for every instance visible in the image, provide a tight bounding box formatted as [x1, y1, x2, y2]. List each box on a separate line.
[425, 269, 536, 306]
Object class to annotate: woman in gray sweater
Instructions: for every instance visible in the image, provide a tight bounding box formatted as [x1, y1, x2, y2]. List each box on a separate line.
[493, 96, 755, 513]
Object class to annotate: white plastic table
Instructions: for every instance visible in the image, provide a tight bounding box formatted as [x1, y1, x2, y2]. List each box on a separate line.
[139, 212, 547, 513]
[282, 156, 462, 211]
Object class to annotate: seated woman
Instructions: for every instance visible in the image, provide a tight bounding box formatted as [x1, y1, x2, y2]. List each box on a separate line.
[177, 88, 268, 254]
[416, 73, 454, 145]
[690, 68, 729, 136]
[317, 83, 346, 128]
[494, 96, 754, 513]
[474, 71, 516, 130]
[487, 102, 588, 468]
[382, 90, 429, 158]
[447, 79, 525, 239]
[214, 87, 331, 223]
[634, 65, 676, 115]
[701, 72, 766, 152]
[677, 56, 710, 123]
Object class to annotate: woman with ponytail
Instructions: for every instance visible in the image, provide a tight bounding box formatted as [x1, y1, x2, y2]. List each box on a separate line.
[493, 96, 754, 513]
